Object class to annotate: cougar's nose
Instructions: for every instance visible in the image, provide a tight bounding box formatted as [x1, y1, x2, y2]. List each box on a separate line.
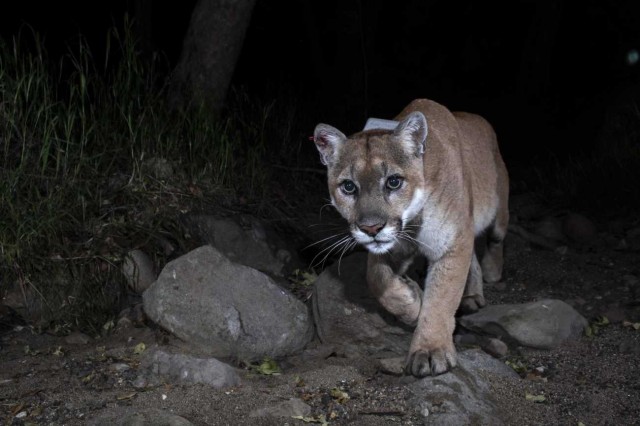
[358, 222, 386, 237]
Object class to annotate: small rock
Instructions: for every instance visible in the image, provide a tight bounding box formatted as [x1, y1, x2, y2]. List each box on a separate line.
[480, 337, 508, 358]
[109, 363, 131, 373]
[64, 331, 92, 345]
[418, 403, 430, 418]
[122, 250, 156, 294]
[117, 304, 146, 329]
[378, 357, 405, 376]
[116, 317, 133, 330]
[132, 376, 148, 389]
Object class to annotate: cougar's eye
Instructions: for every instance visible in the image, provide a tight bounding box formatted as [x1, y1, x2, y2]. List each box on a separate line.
[341, 180, 357, 195]
[386, 175, 403, 190]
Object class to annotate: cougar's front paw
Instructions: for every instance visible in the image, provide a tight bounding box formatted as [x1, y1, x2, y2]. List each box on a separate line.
[459, 293, 486, 314]
[405, 340, 457, 377]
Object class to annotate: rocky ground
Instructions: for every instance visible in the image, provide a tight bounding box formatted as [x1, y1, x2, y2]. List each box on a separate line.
[1, 190, 640, 426]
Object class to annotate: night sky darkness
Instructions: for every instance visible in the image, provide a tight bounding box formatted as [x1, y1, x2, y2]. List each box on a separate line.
[2, 1, 640, 170]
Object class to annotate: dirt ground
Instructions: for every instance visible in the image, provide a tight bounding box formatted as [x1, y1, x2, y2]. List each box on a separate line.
[1, 192, 640, 426]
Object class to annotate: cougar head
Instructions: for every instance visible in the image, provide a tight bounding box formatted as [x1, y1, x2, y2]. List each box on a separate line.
[313, 112, 428, 254]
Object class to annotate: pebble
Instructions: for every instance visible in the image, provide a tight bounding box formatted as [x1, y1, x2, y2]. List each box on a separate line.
[377, 357, 405, 376]
[109, 363, 131, 373]
[481, 337, 508, 358]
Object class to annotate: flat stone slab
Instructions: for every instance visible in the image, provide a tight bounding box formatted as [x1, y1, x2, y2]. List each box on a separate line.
[459, 299, 588, 349]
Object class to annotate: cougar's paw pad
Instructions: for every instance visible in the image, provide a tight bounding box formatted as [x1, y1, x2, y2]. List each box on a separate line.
[405, 348, 457, 378]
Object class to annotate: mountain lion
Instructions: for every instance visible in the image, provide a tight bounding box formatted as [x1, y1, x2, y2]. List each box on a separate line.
[313, 99, 509, 377]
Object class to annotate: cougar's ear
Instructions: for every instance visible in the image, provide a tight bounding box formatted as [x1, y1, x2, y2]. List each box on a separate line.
[313, 123, 347, 166]
[393, 111, 428, 157]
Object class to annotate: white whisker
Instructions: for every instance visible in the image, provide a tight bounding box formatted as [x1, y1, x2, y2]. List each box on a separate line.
[310, 234, 353, 269]
[304, 231, 349, 249]
[397, 231, 434, 252]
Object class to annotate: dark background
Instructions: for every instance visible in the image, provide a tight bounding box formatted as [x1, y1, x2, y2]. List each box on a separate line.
[2, 0, 640, 169]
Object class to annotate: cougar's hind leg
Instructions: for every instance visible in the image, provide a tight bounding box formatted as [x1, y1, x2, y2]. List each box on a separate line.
[481, 202, 509, 283]
[460, 251, 485, 313]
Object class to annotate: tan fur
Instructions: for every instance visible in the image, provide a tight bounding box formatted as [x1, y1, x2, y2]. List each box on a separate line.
[313, 99, 509, 377]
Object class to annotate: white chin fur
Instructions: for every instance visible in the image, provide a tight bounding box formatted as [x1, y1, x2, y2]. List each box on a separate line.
[365, 241, 395, 254]
[352, 228, 395, 254]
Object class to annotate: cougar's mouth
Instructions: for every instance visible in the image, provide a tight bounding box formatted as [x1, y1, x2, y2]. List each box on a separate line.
[351, 224, 397, 254]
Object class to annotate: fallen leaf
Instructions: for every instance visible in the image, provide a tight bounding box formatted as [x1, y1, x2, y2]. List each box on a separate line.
[505, 359, 528, 375]
[294, 375, 306, 387]
[82, 372, 96, 383]
[252, 357, 281, 375]
[10, 403, 24, 416]
[23, 345, 40, 356]
[133, 342, 146, 355]
[289, 269, 318, 287]
[525, 392, 547, 403]
[116, 392, 137, 401]
[330, 387, 350, 404]
[586, 315, 611, 337]
[593, 315, 610, 326]
[102, 320, 115, 332]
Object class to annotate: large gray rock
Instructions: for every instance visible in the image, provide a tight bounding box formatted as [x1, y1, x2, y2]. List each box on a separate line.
[143, 245, 314, 360]
[312, 252, 413, 355]
[409, 349, 518, 425]
[140, 348, 241, 388]
[459, 299, 588, 349]
[181, 214, 299, 276]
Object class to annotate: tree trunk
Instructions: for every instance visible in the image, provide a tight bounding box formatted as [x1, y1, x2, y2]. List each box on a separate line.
[168, 0, 256, 114]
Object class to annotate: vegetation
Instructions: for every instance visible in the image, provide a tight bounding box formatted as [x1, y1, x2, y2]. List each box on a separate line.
[0, 22, 300, 333]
